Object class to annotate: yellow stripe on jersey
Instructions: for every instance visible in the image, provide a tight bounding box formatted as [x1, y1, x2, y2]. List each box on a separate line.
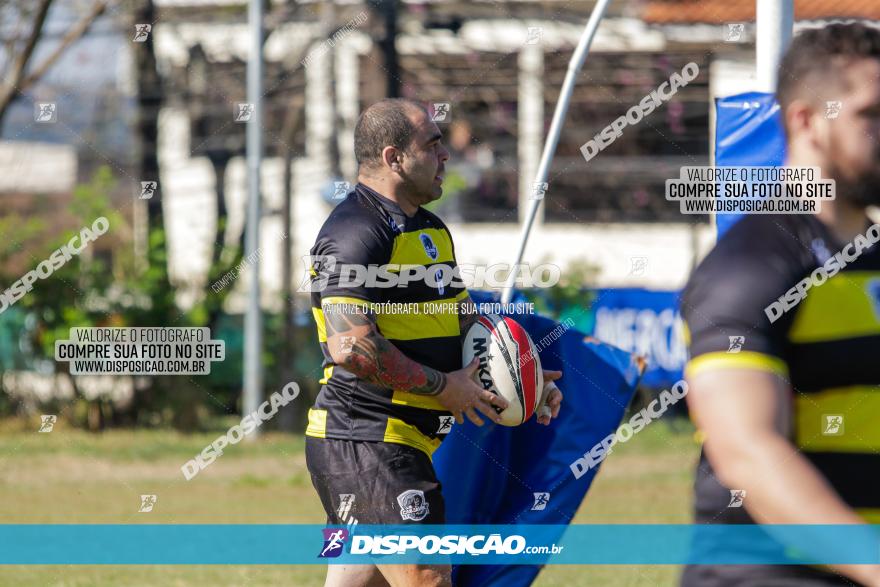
[788, 272, 880, 343]
[312, 307, 327, 343]
[684, 351, 789, 379]
[319, 365, 334, 385]
[857, 509, 880, 523]
[391, 390, 446, 411]
[383, 417, 441, 458]
[681, 320, 692, 347]
[455, 289, 470, 301]
[376, 299, 460, 341]
[389, 228, 454, 266]
[795, 386, 880, 451]
[306, 408, 328, 438]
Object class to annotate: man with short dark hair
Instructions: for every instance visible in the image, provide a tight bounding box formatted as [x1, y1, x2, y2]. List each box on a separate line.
[305, 98, 563, 587]
[681, 23, 880, 586]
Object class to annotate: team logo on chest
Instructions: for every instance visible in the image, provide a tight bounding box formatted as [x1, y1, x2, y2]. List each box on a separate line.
[420, 233, 438, 260]
[397, 489, 430, 521]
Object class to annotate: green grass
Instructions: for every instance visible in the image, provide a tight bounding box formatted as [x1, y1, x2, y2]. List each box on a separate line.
[0, 418, 700, 586]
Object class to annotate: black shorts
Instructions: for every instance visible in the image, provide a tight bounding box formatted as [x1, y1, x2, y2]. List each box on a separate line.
[305, 437, 446, 525]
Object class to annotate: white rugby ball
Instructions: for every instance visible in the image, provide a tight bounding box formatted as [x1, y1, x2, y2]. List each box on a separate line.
[462, 314, 543, 426]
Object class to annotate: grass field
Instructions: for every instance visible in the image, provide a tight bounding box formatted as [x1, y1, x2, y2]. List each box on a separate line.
[0, 417, 700, 586]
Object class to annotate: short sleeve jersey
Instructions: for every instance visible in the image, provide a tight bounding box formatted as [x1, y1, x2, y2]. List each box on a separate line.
[681, 213, 880, 524]
[305, 183, 468, 458]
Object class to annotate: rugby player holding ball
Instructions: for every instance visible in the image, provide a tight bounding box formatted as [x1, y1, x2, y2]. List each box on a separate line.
[305, 98, 563, 587]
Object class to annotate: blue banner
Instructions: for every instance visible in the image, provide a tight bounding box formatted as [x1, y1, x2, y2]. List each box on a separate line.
[590, 288, 685, 389]
[714, 92, 785, 236]
[434, 290, 642, 586]
[3, 524, 879, 565]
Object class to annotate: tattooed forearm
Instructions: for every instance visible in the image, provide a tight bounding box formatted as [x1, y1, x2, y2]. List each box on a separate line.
[344, 331, 447, 395]
[325, 303, 447, 395]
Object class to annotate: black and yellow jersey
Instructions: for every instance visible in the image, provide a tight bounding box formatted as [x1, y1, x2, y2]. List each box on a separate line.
[305, 183, 467, 458]
[681, 213, 880, 525]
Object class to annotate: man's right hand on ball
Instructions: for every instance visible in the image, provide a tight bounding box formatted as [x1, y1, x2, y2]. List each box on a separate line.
[438, 358, 509, 426]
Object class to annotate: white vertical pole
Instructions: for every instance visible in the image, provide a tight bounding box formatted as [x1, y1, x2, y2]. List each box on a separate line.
[518, 43, 544, 227]
[501, 0, 614, 305]
[243, 0, 263, 435]
[756, 0, 794, 93]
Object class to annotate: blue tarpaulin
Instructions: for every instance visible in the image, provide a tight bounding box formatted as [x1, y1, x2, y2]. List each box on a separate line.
[433, 290, 642, 586]
[714, 92, 786, 236]
[526, 288, 685, 389]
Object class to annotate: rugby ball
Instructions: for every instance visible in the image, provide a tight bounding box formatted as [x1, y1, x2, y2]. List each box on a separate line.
[462, 314, 543, 426]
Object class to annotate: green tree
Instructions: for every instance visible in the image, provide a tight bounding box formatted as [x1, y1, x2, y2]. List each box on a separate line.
[1, 166, 244, 431]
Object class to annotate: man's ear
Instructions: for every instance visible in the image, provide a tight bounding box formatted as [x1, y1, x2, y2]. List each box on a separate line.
[382, 146, 402, 172]
[786, 98, 825, 149]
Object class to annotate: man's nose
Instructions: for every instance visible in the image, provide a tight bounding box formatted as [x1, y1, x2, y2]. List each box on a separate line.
[439, 145, 450, 162]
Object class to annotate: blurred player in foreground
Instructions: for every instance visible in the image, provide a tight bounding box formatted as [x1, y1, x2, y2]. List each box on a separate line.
[305, 98, 563, 587]
[681, 23, 880, 587]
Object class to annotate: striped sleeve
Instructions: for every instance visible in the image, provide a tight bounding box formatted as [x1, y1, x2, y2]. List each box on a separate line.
[679, 220, 795, 379]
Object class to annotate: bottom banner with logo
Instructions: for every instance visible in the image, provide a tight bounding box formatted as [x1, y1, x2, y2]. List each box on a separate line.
[2, 524, 879, 565]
